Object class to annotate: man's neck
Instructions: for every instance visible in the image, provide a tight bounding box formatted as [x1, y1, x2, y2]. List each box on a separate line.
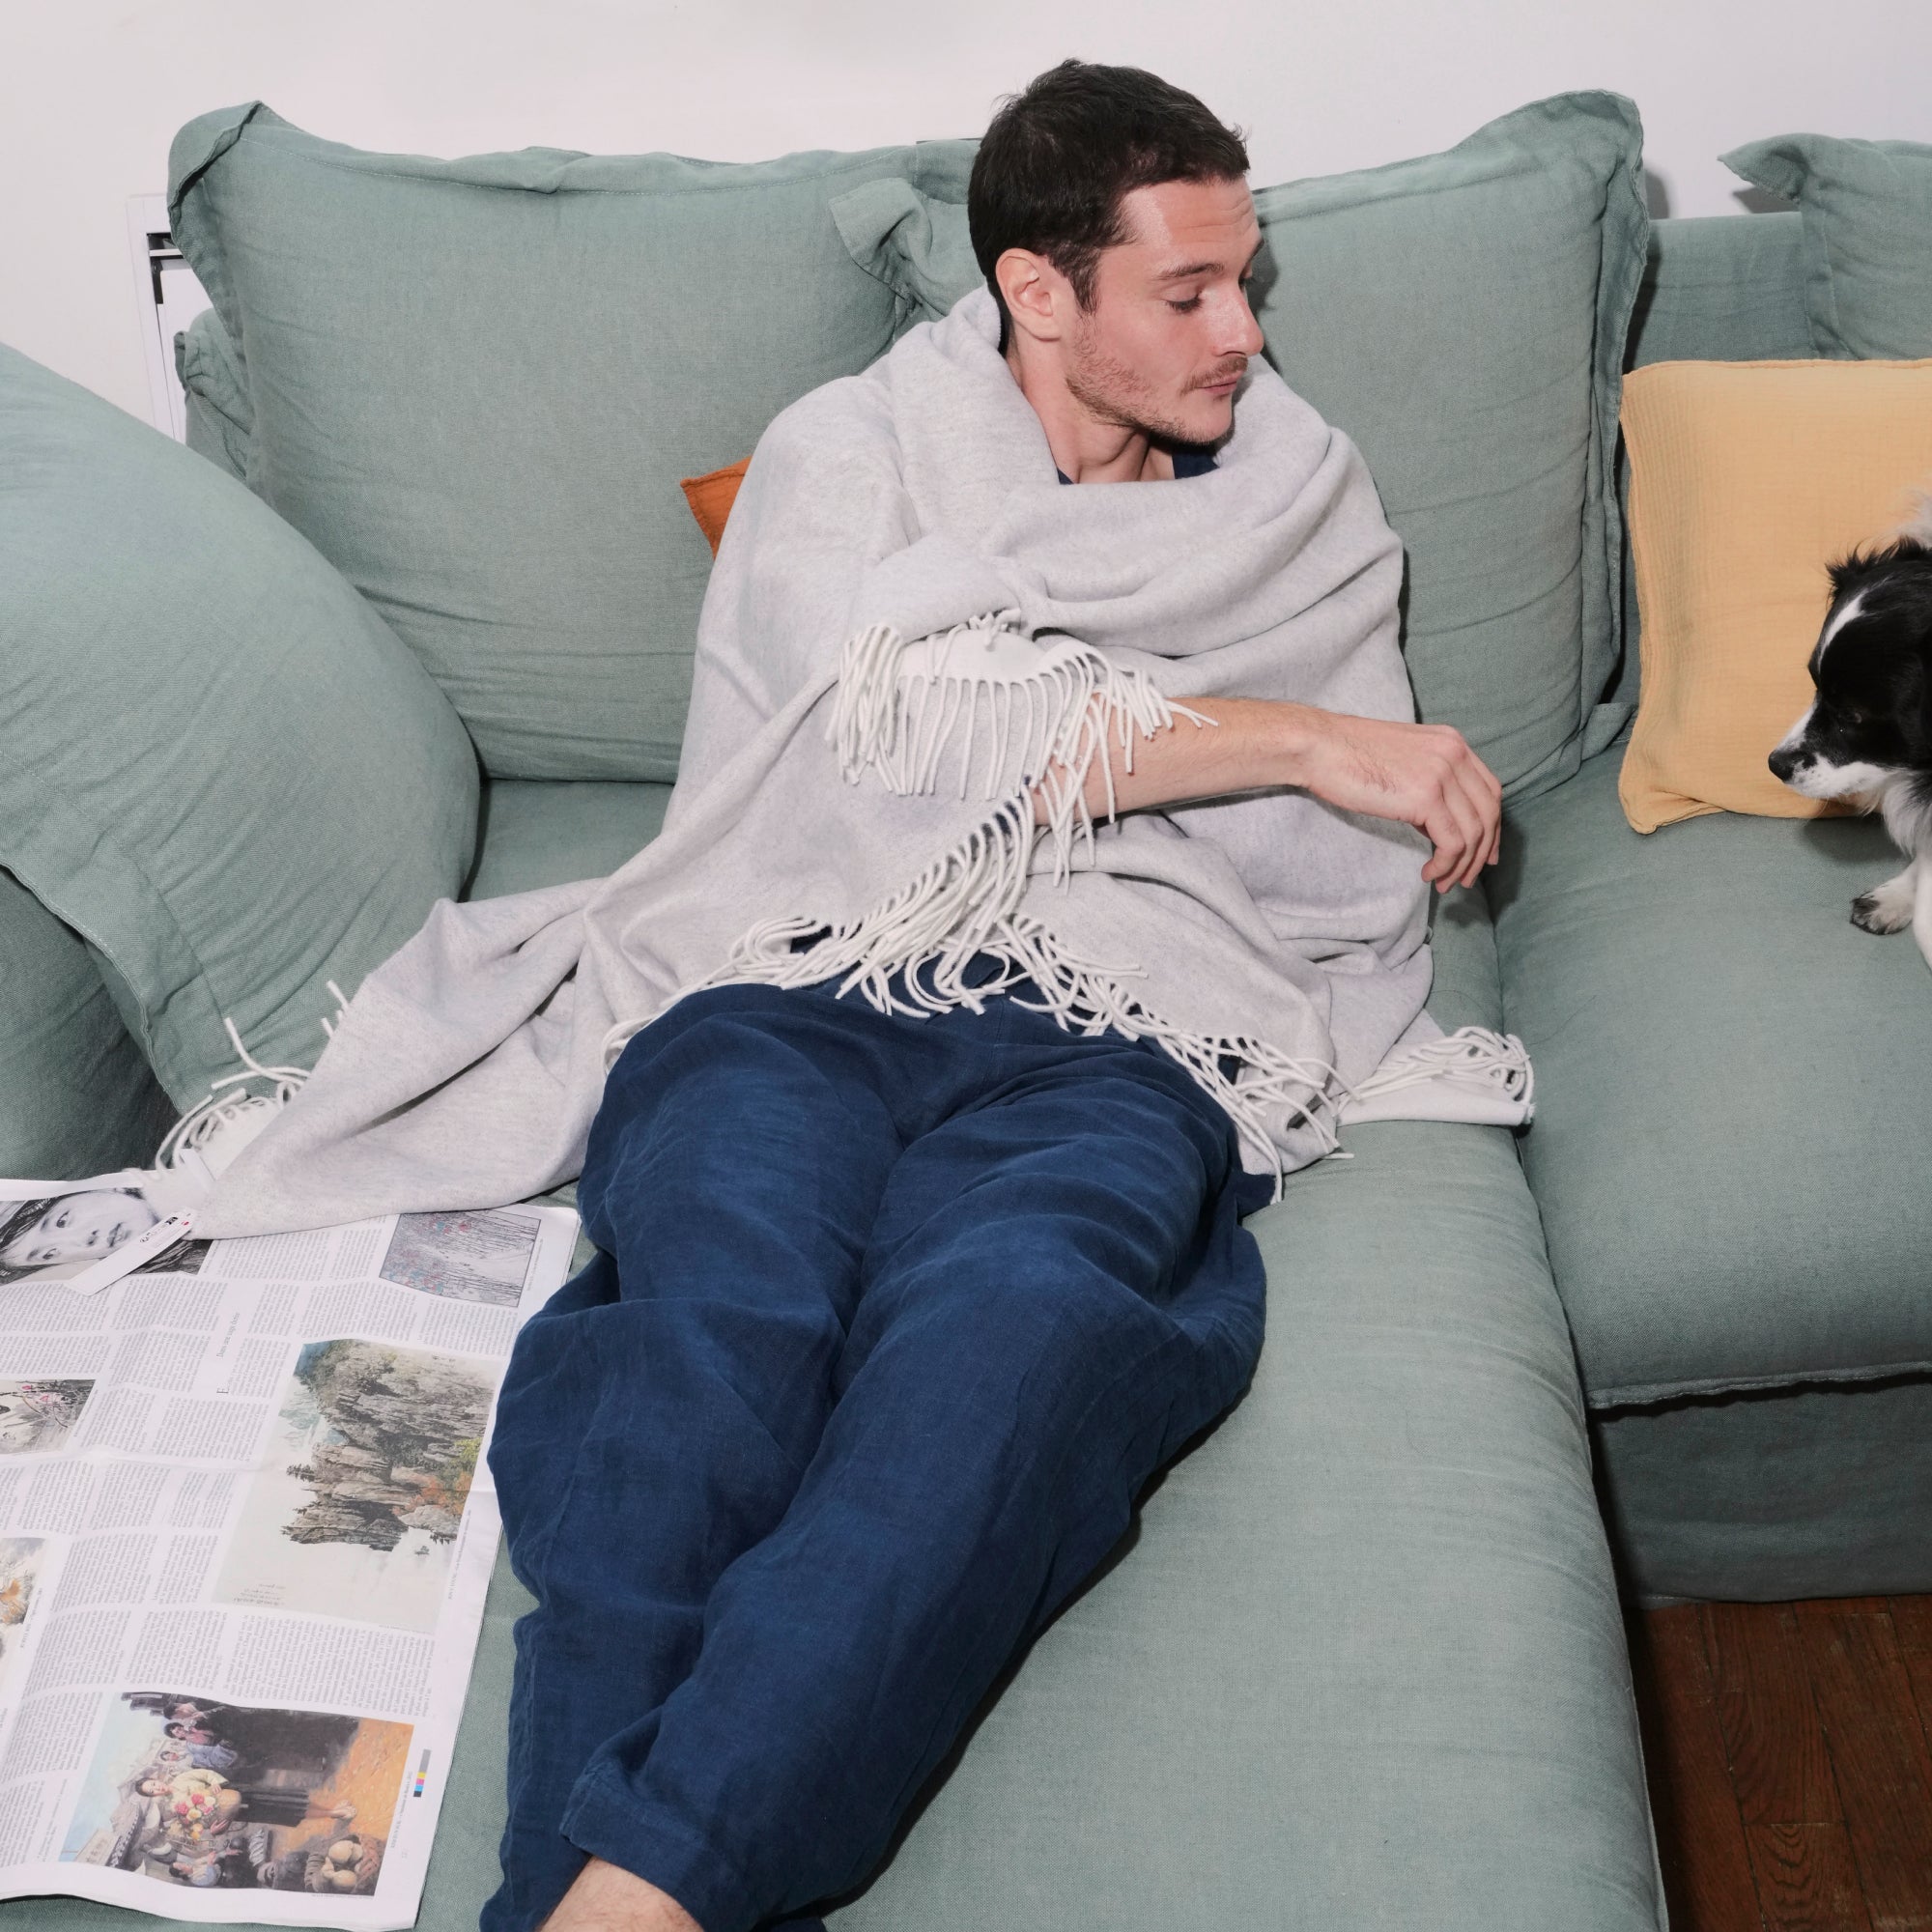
[1002, 339, 1174, 485]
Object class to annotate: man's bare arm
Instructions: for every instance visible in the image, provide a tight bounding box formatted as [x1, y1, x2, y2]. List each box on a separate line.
[1036, 696, 1503, 894]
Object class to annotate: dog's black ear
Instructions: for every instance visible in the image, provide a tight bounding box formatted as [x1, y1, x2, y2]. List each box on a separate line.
[1827, 547, 1874, 598]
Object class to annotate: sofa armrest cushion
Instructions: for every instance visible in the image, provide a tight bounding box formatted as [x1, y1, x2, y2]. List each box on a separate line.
[0, 342, 478, 1113]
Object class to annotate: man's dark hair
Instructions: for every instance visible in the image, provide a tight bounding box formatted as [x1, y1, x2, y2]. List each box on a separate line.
[968, 61, 1249, 333]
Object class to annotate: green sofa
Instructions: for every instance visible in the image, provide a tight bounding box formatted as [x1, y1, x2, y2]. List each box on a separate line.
[4, 96, 1928, 1932]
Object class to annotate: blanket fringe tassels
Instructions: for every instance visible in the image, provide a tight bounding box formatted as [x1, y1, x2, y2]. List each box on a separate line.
[153, 982, 351, 1183]
[831, 612, 1206, 883]
[660, 614, 1348, 1191]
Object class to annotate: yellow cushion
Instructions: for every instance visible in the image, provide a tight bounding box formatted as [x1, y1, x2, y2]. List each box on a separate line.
[1617, 357, 1932, 833]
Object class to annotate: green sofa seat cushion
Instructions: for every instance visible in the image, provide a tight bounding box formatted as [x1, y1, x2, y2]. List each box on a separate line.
[830, 1116, 1657, 1930]
[835, 93, 1650, 801]
[0, 342, 477, 1111]
[167, 105, 977, 781]
[1493, 743, 1932, 1406]
[17, 1137, 1643, 1932]
[1725, 133, 1932, 358]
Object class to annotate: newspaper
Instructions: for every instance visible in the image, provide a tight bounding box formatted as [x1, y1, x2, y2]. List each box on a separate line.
[0, 1171, 579, 1929]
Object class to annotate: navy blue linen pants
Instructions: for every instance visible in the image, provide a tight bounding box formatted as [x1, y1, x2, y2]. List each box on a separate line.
[482, 973, 1268, 1932]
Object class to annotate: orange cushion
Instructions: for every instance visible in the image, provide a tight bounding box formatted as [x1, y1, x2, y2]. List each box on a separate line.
[679, 457, 750, 558]
[1618, 357, 1932, 833]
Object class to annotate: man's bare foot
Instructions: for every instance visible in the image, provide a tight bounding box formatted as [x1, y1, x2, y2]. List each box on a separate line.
[539, 1856, 703, 1932]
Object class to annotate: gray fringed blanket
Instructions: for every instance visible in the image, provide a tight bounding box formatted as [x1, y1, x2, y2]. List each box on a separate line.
[200, 288, 1438, 1237]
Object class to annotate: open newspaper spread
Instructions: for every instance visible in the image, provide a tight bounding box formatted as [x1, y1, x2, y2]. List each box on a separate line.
[0, 1172, 579, 1929]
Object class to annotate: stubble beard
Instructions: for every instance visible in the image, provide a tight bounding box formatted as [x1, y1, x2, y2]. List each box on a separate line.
[1064, 313, 1211, 448]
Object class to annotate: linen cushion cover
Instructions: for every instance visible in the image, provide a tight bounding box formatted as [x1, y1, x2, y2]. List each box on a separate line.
[0, 869, 177, 1178]
[167, 104, 977, 781]
[0, 342, 477, 1111]
[1606, 212, 1818, 720]
[1725, 133, 1932, 358]
[1597, 1376, 1932, 1603]
[174, 305, 252, 483]
[1617, 357, 1932, 832]
[1494, 742, 1932, 1406]
[465, 780, 674, 903]
[834, 93, 1650, 801]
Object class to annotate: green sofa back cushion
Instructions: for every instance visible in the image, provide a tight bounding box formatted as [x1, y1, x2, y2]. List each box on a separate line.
[0, 342, 478, 1113]
[1725, 133, 1932, 359]
[167, 104, 977, 781]
[175, 304, 252, 483]
[835, 94, 1648, 801]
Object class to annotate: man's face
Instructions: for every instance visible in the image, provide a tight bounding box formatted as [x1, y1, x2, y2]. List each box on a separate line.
[1065, 176, 1265, 447]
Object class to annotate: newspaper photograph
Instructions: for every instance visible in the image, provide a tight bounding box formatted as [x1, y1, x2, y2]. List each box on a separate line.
[215, 1342, 497, 1634]
[0, 1171, 580, 1930]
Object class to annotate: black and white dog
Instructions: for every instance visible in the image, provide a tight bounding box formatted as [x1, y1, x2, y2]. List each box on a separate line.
[1768, 519, 1932, 970]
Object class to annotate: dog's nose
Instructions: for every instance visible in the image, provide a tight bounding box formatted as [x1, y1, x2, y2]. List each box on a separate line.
[1768, 746, 1798, 782]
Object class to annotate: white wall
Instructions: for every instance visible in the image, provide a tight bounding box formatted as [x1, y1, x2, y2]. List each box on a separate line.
[11, 0, 1928, 423]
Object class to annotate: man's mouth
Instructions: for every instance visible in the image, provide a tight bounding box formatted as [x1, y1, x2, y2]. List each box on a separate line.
[1198, 363, 1245, 397]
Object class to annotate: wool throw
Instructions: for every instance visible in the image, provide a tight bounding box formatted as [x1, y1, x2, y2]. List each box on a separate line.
[198, 288, 1442, 1237]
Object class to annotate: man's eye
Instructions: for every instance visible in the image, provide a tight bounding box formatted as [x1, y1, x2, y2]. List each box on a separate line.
[1168, 297, 1203, 314]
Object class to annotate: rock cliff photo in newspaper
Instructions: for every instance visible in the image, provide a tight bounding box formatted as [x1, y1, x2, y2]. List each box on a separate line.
[214, 1342, 497, 1634]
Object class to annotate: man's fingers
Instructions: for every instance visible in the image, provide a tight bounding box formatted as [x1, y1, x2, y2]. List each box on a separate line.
[1459, 778, 1496, 887]
[1447, 754, 1500, 886]
[1433, 766, 1485, 891]
[1434, 756, 1503, 892]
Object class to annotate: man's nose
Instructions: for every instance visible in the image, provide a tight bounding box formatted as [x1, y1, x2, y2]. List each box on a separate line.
[1227, 294, 1265, 359]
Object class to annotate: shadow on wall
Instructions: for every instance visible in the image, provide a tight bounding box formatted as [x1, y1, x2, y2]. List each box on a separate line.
[1641, 165, 1792, 219]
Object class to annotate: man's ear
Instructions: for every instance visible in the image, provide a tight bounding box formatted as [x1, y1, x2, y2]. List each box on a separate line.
[995, 247, 1067, 345]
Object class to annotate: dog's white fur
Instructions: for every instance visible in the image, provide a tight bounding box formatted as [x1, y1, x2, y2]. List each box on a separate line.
[1877, 789, 1932, 969]
[1773, 498, 1932, 972]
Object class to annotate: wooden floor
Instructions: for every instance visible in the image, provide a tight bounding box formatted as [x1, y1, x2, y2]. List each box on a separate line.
[1628, 1599, 1932, 1931]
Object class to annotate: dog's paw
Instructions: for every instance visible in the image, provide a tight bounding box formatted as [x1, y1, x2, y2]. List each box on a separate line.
[1852, 871, 1917, 934]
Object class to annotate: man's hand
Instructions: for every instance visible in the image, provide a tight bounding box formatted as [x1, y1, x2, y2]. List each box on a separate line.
[1281, 708, 1502, 894]
[539, 1858, 703, 1932]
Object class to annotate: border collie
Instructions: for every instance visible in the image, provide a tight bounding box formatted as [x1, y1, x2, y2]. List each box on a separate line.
[1768, 515, 1932, 971]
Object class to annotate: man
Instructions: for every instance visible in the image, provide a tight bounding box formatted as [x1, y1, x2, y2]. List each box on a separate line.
[472, 59, 1500, 1932]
